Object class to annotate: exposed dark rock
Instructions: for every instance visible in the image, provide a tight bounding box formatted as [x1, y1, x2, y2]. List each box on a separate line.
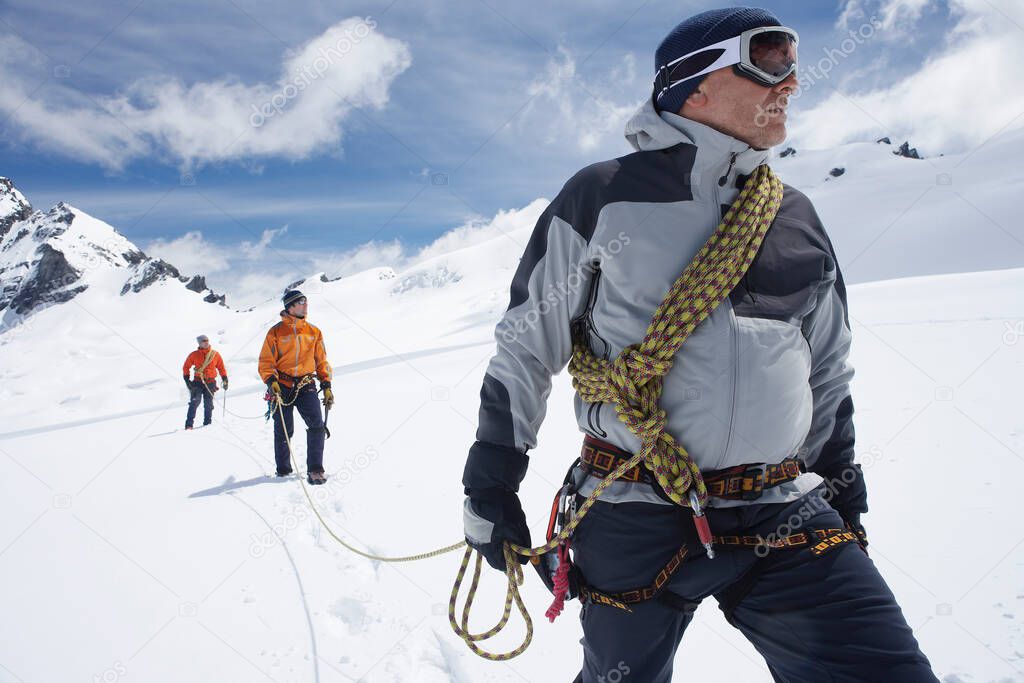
[122, 249, 147, 265]
[185, 275, 207, 293]
[2, 228, 29, 251]
[829, 167, 846, 177]
[120, 259, 182, 295]
[894, 141, 921, 159]
[876, 136, 892, 145]
[0, 177, 33, 239]
[779, 147, 797, 158]
[5, 244, 84, 313]
[203, 291, 227, 306]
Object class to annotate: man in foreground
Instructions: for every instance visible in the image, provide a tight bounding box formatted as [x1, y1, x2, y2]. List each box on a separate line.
[460, 7, 937, 681]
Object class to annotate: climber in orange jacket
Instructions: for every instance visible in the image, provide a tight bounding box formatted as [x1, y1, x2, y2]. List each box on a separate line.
[182, 334, 228, 429]
[258, 290, 334, 484]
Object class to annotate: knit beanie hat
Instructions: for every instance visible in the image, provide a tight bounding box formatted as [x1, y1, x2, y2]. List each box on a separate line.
[282, 289, 306, 309]
[654, 7, 781, 114]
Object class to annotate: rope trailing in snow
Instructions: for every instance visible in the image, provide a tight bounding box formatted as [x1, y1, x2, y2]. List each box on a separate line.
[274, 398, 466, 563]
[273, 166, 784, 662]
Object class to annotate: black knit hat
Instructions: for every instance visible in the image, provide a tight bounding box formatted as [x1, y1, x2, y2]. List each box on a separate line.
[282, 289, 306, 309]
[654, 7, 781, 114]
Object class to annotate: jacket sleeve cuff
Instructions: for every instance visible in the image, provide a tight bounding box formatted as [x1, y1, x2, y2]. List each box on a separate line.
[462, 441, 530, 494]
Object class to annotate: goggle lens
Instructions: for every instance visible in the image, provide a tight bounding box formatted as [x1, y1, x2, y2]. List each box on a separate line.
[749, 30, 797, 78]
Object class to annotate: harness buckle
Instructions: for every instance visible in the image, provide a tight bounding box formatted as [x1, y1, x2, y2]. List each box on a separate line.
[741, 463, 767, 501]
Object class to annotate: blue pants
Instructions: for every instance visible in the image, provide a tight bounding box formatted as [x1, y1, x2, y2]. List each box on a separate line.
[273, 383, 325, 474]
[185, 381, 215, 428]
[572, 486, 937, 682]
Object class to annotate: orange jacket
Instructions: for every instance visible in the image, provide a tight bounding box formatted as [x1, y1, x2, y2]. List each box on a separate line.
[259, 312, 332, 386]
[183, 348, 227, 381]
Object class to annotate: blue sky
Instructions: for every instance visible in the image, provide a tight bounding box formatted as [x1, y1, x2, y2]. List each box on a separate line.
[2, 0, 1015, 302]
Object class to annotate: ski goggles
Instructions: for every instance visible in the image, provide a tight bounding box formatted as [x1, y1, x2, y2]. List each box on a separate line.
[655, 26, 798, 102]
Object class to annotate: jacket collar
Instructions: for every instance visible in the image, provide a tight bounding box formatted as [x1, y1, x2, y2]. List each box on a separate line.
[280, 311, 307, 328]
[624, 97, 771, 186]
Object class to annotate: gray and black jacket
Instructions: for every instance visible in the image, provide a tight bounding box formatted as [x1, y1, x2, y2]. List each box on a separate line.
[463, 97, 864, 524]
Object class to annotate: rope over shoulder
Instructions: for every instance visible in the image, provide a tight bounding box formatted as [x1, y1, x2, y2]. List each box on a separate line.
[567, 164, 784, 509]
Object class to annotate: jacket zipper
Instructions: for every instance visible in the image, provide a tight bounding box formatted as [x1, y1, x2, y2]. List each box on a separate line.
[716, 152, 740, 468]
[574, 263, 610, 437]
[720, 306, 739, 468]
[292, 320, 300, 376]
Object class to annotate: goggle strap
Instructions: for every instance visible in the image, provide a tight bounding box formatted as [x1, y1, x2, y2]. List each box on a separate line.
[656, 35, 741, 101]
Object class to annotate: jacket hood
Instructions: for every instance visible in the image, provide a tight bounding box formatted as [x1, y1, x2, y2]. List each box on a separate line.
[623, 97, 771, 179]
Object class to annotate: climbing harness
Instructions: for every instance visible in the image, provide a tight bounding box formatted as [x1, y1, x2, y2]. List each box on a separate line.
[580, 435, 805, 502]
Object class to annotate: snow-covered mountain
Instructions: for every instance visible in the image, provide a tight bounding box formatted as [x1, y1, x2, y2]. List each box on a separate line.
[0, 177, 225, 330]
[0, 127, 1021, 682]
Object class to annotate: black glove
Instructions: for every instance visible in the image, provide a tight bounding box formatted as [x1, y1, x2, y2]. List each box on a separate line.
[818, 462, 869, 548]
[222, 377, 229, 390]
[183, 376, 192, 389]
[465, 487, 531, 571]
[462, 442, 531, 572]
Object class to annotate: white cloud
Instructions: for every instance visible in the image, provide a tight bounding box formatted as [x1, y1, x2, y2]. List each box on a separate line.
[838, 0, 933, 33]
[0, 17, 412, 169]
[311, 240, 406, 279]
[140, 195, 548, 308]
[239, 225, 288, 259]
[523, 47, 642, 153]
[793, 0, 1024, 154]
[145, 231, 230, 275]
[412, 199, 547, 262]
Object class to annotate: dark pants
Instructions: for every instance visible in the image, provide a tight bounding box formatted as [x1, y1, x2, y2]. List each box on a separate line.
[572, 486, 937, 682]
[273, 382, 325, 474]
[185, 380, 216, 428]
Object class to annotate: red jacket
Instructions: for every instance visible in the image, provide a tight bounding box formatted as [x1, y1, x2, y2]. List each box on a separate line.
[183, 348, 227, 382]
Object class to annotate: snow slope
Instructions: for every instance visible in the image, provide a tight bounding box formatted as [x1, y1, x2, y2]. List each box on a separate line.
[1, 129, 1023, 681]
[0, 253, 1021, 682]
[772, 129, 1024, 286]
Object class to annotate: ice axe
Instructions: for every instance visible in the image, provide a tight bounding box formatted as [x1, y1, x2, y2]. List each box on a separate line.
[321, 387, 332, 439]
